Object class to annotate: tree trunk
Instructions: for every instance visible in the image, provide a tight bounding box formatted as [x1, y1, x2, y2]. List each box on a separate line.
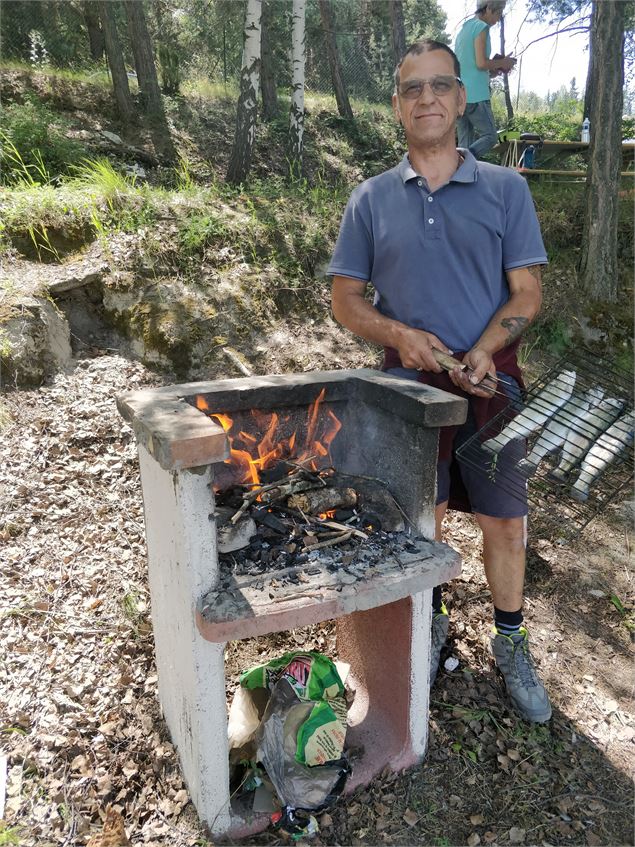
[227, 0, 263, 185]
[83, 1, 104, 61]
[583, 13, 595, 123]
[578, 0, 625, 303]
[98, 1, 134, 122]
[389, 1, 406, 67]
[500, 14, 514, 121]
[260, 0, 279, 121]
[123, 0, 175, 160]
[317, 0, 354, 121]
[288, 0, 306, 176]
[154, 0, 181, 94]
[123, 0, 164, 119]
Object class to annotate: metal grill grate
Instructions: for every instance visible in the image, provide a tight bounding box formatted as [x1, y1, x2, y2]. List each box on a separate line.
[456, 350, 634, 539]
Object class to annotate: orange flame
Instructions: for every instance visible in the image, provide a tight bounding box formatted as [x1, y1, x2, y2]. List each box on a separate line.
[197, 390, 342, 488]
[318, 509, 337, 520]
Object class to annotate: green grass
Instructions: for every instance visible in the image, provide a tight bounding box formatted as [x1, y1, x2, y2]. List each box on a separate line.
[69, 157, 138, 194]
[0, 58, 111, 84]
[0, 398, 11, 431]
[181, 77, 239, 101]
[0, 824, 22, 846]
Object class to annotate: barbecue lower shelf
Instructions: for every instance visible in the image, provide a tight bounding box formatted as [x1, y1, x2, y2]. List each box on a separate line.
[196, 538, 461, 641]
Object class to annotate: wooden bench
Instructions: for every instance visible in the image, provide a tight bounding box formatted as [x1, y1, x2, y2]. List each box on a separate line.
[516, 167, 634, 179]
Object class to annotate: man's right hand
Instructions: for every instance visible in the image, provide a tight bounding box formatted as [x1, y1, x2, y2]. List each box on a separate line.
[498, 55, 516, 73]
[331, 276, 450, 373]
[395, 327, 451, 373]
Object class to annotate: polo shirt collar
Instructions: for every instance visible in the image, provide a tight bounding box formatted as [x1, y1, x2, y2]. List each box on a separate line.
[397, 148, 479, 185]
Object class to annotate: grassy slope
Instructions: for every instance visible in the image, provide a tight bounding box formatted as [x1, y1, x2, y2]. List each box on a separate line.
[0, 65, 633, 377]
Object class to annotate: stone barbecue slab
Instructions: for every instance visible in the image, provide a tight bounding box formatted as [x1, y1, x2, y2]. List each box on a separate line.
[117, 368, 467, 471]
[197, 537, 461, 642]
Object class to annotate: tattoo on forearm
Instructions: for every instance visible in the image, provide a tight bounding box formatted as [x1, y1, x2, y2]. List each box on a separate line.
[501, 316, 529, 345]
[526, 265, 542, 282]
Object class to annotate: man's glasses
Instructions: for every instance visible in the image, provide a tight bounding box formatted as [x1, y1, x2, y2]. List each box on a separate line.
[398, 76, 463, 99]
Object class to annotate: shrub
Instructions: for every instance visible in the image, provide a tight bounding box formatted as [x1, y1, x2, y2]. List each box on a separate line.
[508, 112, 583, 141]
[0, 95, 83, 184]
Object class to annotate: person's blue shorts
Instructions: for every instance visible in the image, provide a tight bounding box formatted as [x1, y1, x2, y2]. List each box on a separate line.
[386, 367, 528, 518]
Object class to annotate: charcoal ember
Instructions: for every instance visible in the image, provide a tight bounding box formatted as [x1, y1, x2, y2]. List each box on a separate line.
[359, 512, 382, 531]
[259, 461, 295, 483]
[216, 487, 245, 509]
[334, 509, 354, 521]
[252, 507, 287, 534]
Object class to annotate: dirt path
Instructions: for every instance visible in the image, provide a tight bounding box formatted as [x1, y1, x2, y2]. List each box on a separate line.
[1, 353, 632, 846]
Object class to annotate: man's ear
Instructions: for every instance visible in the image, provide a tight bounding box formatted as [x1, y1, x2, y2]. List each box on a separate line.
[458, 84, 467, 117]
[392, 92, 402, 125]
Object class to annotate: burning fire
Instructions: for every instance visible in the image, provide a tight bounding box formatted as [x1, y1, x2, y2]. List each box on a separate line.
[195, 389, 342, 488]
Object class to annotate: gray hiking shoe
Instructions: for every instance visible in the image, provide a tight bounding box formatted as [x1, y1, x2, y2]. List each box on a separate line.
[491, 627, 552, 723]
[430, 606, 449, 686]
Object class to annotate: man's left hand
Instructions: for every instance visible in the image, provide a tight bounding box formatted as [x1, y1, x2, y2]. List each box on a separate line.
[448, 348, 497, 397]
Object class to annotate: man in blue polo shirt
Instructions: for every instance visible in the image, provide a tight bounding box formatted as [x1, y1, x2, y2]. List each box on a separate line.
[328, 39, 551, 723]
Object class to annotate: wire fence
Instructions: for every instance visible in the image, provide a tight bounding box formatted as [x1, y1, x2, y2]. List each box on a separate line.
[0, 0, 409, 107]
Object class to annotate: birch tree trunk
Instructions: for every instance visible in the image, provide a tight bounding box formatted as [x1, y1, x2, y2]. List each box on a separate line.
[317, 0, 354, 121]
[288, 0, 306, 177]
[227, 0, 263, 185]
[261, 0, 279, 121]
[389, 1, 406, 67]
[578, 0, 625, 302]
[98, 1, 134, 123]
[500, 14, 514, 121]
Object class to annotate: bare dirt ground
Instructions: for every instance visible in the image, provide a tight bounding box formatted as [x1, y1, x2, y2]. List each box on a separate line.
[1, 351, 633, 847]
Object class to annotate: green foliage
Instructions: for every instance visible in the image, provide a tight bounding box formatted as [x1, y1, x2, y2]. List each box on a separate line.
[0, 0, 93, 68]
[66, 159, 159, 237]
[0, 95, 83, 184]
[530, 316, 572, 356]
[179, 212, 229, 254]
[508, 111, 583, 141]
[69, 158, 137, 195]
[0, 822, 22, 846]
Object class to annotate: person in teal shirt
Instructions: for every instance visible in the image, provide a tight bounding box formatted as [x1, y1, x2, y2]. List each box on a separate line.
[455, 0, 516, 159]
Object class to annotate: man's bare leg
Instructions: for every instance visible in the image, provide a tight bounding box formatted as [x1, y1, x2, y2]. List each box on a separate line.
[474, 512, 551, 722]
[435, 501, 449, 542]
[429, 500, 450, 685]
[474, 513, 526, 611]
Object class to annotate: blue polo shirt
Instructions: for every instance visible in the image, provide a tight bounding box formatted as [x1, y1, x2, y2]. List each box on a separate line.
[327, 151, 547, 353]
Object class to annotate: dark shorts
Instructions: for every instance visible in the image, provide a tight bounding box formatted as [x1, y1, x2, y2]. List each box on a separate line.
[386, 367, 528, 519]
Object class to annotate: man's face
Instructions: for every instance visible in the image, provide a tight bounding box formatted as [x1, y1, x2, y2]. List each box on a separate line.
[484, 5, 504, 25]
[392, 49, 466, 150]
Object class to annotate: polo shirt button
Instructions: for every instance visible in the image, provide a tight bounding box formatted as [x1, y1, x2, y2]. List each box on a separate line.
[417, 180, 423, 187]
[428, 218, 434, 224]
[428, 196, 433, 202]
